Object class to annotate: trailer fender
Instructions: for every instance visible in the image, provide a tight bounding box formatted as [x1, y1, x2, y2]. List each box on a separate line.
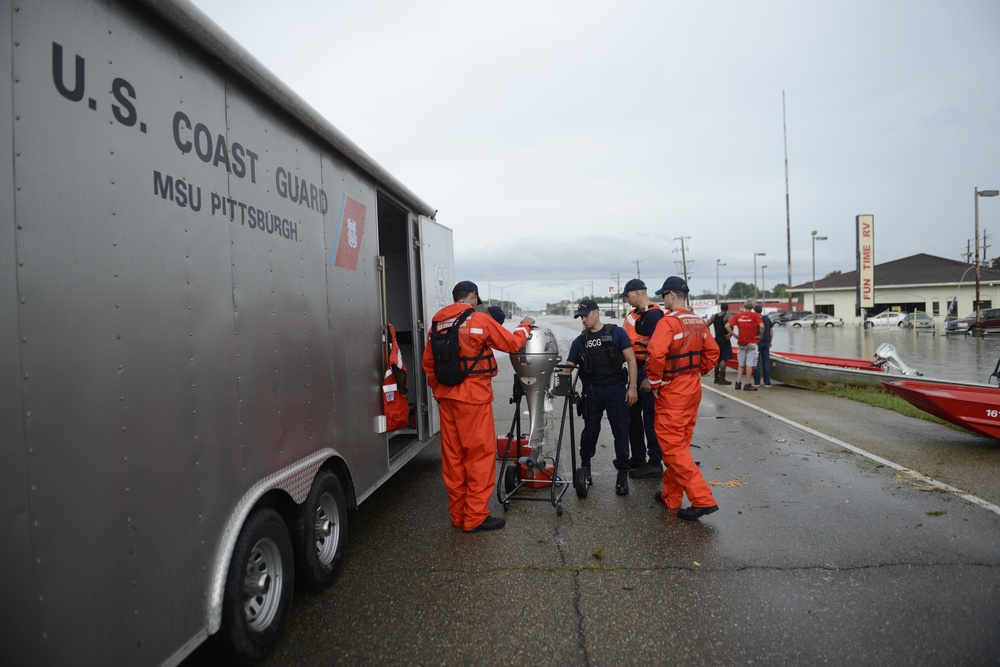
[206, 448, 347, 634]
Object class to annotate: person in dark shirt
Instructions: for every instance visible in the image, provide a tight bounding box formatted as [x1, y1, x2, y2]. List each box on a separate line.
[752, 304, 773, 387]
[706, 304, 733, 385]
[563, 299, 637, 496]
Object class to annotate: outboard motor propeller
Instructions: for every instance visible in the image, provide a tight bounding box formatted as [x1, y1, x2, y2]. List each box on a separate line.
[508, 326, 560, 467]
[873, 342, 923, 376]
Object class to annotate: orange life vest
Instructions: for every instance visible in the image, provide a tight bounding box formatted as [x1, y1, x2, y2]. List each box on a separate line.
[660, 309, 708, 376]
[623, 303, 664, 363]
[382, 323, 409, 431]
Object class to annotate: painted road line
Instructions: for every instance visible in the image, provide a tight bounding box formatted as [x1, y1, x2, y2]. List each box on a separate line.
[704, 384, 1000, 516]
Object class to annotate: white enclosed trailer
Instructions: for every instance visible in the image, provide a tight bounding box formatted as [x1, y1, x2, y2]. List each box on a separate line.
[0, 0, 454, 664]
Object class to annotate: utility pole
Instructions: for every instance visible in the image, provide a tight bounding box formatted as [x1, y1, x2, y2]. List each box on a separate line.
[783, 91, 793, 311]
[674, 236, 691, 284]
[634, 259, 641, 279]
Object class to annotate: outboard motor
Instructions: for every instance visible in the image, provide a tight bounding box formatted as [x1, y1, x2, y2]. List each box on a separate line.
[873, 342, 923, 376]
[508, 326, 560, 468]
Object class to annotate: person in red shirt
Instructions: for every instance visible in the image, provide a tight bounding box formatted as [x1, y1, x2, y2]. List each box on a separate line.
[645, 276, 721, 521]
[725, 299, 764, 392]
[422, 281, 535, 533]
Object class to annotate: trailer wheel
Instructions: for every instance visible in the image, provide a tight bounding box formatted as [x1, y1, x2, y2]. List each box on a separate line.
[295, 470, 347, 591]
[222, 507, 294, 663]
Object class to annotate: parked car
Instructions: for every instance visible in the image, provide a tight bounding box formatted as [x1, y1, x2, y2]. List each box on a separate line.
[770, 311, 811, 326]
[790, 313, 844, 328]
[945, 309, 1000, 335]
[901, 312, 935, 329]
[865, 311, 907, 327]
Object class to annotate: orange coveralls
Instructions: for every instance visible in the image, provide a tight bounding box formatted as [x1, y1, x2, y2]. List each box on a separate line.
[644, 308, 721, 509]
[421, 303, 531, 530]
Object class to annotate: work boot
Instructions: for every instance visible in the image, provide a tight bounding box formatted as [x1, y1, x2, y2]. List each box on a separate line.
[629, 461, 663, 479]
[677, 505, 719, 521]
[465, 516, 506, 533]
[734, 382, 742, 390]
[615, 469, 629, 496]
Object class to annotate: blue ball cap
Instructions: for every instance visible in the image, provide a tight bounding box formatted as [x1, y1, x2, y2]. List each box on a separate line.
[452, 280, 483, 305]
[573, 299, 600, 318]
[619, 278, 646, 299]
[655, 276, 690, 296]
[487, 305, 506, 324]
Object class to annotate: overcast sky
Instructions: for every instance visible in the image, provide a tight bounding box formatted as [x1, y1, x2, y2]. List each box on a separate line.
[191, 0, 1000, 310]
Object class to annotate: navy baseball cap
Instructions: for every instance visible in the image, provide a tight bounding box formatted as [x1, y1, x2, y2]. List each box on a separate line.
[452, 280, 483, 305]
[573, 299, 600, 318]
[487, 305, 506, 324]
[655, 276, 690, 296]
[619, 278, 647, 299]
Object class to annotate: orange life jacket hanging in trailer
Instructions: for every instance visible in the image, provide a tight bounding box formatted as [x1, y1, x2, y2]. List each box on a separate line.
[383, 323, 410, 431]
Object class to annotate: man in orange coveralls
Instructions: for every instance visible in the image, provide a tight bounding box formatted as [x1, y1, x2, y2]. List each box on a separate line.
[422, 280, 535, 533]
[645, 276, 722, 521]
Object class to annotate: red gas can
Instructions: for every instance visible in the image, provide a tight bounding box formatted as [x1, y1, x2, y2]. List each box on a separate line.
[495, 435, 529, 460]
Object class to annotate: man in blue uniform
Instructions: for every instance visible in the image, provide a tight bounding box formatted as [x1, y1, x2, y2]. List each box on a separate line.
[753, 304, 773, 387]
[564, 299, 638, 495]
[621, 279, 665, 478]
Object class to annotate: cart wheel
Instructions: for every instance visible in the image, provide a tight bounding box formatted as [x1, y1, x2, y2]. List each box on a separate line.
[574, 467, 589, 499]
[556, 504, 564, 516]
[504, 464, 520, 494]
[503, 502, 509, 511]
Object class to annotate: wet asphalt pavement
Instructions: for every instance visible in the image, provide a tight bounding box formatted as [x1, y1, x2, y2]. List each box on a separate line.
[186, 321, 1000, 667]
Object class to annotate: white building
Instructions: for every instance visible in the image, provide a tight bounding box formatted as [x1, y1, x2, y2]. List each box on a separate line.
[787, 253, 1000, 326]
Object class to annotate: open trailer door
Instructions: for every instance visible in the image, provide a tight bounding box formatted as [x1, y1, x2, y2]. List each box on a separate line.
[417, 216, 454, 436]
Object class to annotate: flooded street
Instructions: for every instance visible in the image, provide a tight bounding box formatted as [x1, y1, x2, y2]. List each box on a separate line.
[772, 324, 1000, 384]
[542, 315, 1000, 385]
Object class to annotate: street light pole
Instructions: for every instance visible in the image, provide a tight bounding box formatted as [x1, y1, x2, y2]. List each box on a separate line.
[500, 282, 522, 315]
[761, 265, 768, 300]
[753, 252, 766, 301]
[975, 187, 999, 335]
[716, 259, 726, 303]
[811, 230, 828, 326]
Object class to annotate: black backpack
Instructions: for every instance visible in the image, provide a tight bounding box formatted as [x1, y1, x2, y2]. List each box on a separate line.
[430, 309, 487, 386]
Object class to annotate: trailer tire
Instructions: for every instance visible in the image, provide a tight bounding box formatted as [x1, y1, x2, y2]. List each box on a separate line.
[295, 470, 347, 592]
[222, 507, 294, 664]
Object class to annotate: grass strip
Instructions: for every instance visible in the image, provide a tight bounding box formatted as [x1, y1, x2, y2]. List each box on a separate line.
[825, 386, 957, 429]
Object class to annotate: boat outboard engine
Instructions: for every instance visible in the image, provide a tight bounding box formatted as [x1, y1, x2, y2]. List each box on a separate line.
[508, 326, 560, 469]
[873, 342, 923, 376]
